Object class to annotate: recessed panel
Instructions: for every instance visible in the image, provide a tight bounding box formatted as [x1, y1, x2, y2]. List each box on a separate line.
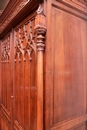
[52, 7, 87, 124]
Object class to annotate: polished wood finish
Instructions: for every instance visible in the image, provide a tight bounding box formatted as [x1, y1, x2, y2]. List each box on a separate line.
[34, 4, 46, 130]
[45, 0, 87, 130]
[0, 0, 87, 130]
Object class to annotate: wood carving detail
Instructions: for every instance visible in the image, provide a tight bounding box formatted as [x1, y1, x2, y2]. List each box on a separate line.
[1, 104, 11, 122]
[1, 36, 10, 63]
[0, 0, 31, 33]
[34, 4, 47, 130]
[14, 120, 23, 130]
[34, 4, 47, 51]
[15, 20, 36, 62]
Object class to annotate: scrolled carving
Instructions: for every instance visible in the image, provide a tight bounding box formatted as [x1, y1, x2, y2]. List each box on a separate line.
[15, 20, 36, 62]
[1, 36, 10, 63]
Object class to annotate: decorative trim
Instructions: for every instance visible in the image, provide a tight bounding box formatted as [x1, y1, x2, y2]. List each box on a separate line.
[15, 19, 36, 62]
[34, 4, 47, 51]
[1, 104, 11, 122]
[52, 0, 87, 21]
[51, 114, 87, 130]
[0, 0, 31, 33]
[14, 120, 23, 130]
[57, 0, 87, 14]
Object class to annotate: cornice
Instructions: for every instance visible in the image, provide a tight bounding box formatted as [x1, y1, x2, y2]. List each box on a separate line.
[0, 0, 43, 36]
[57, 0, 87, 15]
[0, 0, 19, 21]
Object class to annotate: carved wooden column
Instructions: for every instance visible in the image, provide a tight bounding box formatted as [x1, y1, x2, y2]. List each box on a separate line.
[34, 4, 47, 130]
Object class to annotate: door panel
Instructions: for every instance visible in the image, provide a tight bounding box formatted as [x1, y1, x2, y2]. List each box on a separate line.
[52, 7, 87, 123]
[13, 15, 36, 130]
[0, 14, 37, 130]
[51, 6, 87, 128]
[45, 0, 87, 130]
[1, 34, 12, 130]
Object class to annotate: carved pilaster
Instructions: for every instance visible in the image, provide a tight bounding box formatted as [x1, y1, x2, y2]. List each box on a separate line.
[34, 4, 47, 130]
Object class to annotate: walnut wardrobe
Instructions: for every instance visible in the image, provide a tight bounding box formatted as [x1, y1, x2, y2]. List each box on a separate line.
[0, 0, 87, 130]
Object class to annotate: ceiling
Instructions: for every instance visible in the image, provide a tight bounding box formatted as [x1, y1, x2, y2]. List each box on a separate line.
[0, 0, 8, 10]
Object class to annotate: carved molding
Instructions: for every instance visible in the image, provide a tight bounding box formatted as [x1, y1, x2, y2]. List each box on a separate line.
[57, 0, 87, 13]
[0, 0, 32, 34]
[14, 120, 23, 130]
[51, 114, 87, 130]
[0, 0, 45, 35]
[1, 104, 11, 122]
[1, 35, 10, 63]
[15, 19, 36, 62]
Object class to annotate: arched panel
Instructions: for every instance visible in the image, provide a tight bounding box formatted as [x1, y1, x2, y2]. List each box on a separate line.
[13, 15, 37, 130]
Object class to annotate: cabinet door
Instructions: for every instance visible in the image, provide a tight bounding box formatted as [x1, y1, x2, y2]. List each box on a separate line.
[13, 15, 37, 130]
[0, 33, 13, 130]
[0, 14, 37, 130]
[45, 0, 87, 130]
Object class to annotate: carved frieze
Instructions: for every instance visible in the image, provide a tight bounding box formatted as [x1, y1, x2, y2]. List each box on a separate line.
[0, 0, 32, 33]
[1, 36, 10, 63]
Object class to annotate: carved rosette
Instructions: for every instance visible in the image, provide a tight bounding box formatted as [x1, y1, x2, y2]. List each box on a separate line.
[1, 36, 10, 63]
[15, 20, 36, 62]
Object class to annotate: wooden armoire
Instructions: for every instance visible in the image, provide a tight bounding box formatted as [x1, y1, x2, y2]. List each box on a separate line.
[0, 0, 87, 130]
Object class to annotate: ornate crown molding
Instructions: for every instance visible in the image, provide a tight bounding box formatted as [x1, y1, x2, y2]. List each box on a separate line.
[0, 0, 42, 36]
[0, 0, 31, 34]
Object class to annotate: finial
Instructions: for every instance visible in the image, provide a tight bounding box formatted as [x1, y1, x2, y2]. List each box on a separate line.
[37, 4, 43, 15]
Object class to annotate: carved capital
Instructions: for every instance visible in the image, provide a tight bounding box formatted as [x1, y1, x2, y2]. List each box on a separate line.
[34, 4, 47, 51]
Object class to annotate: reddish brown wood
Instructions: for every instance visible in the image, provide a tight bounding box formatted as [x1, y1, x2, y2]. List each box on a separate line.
[34, 4, 47, 130]
[0, 0, 87, 130]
